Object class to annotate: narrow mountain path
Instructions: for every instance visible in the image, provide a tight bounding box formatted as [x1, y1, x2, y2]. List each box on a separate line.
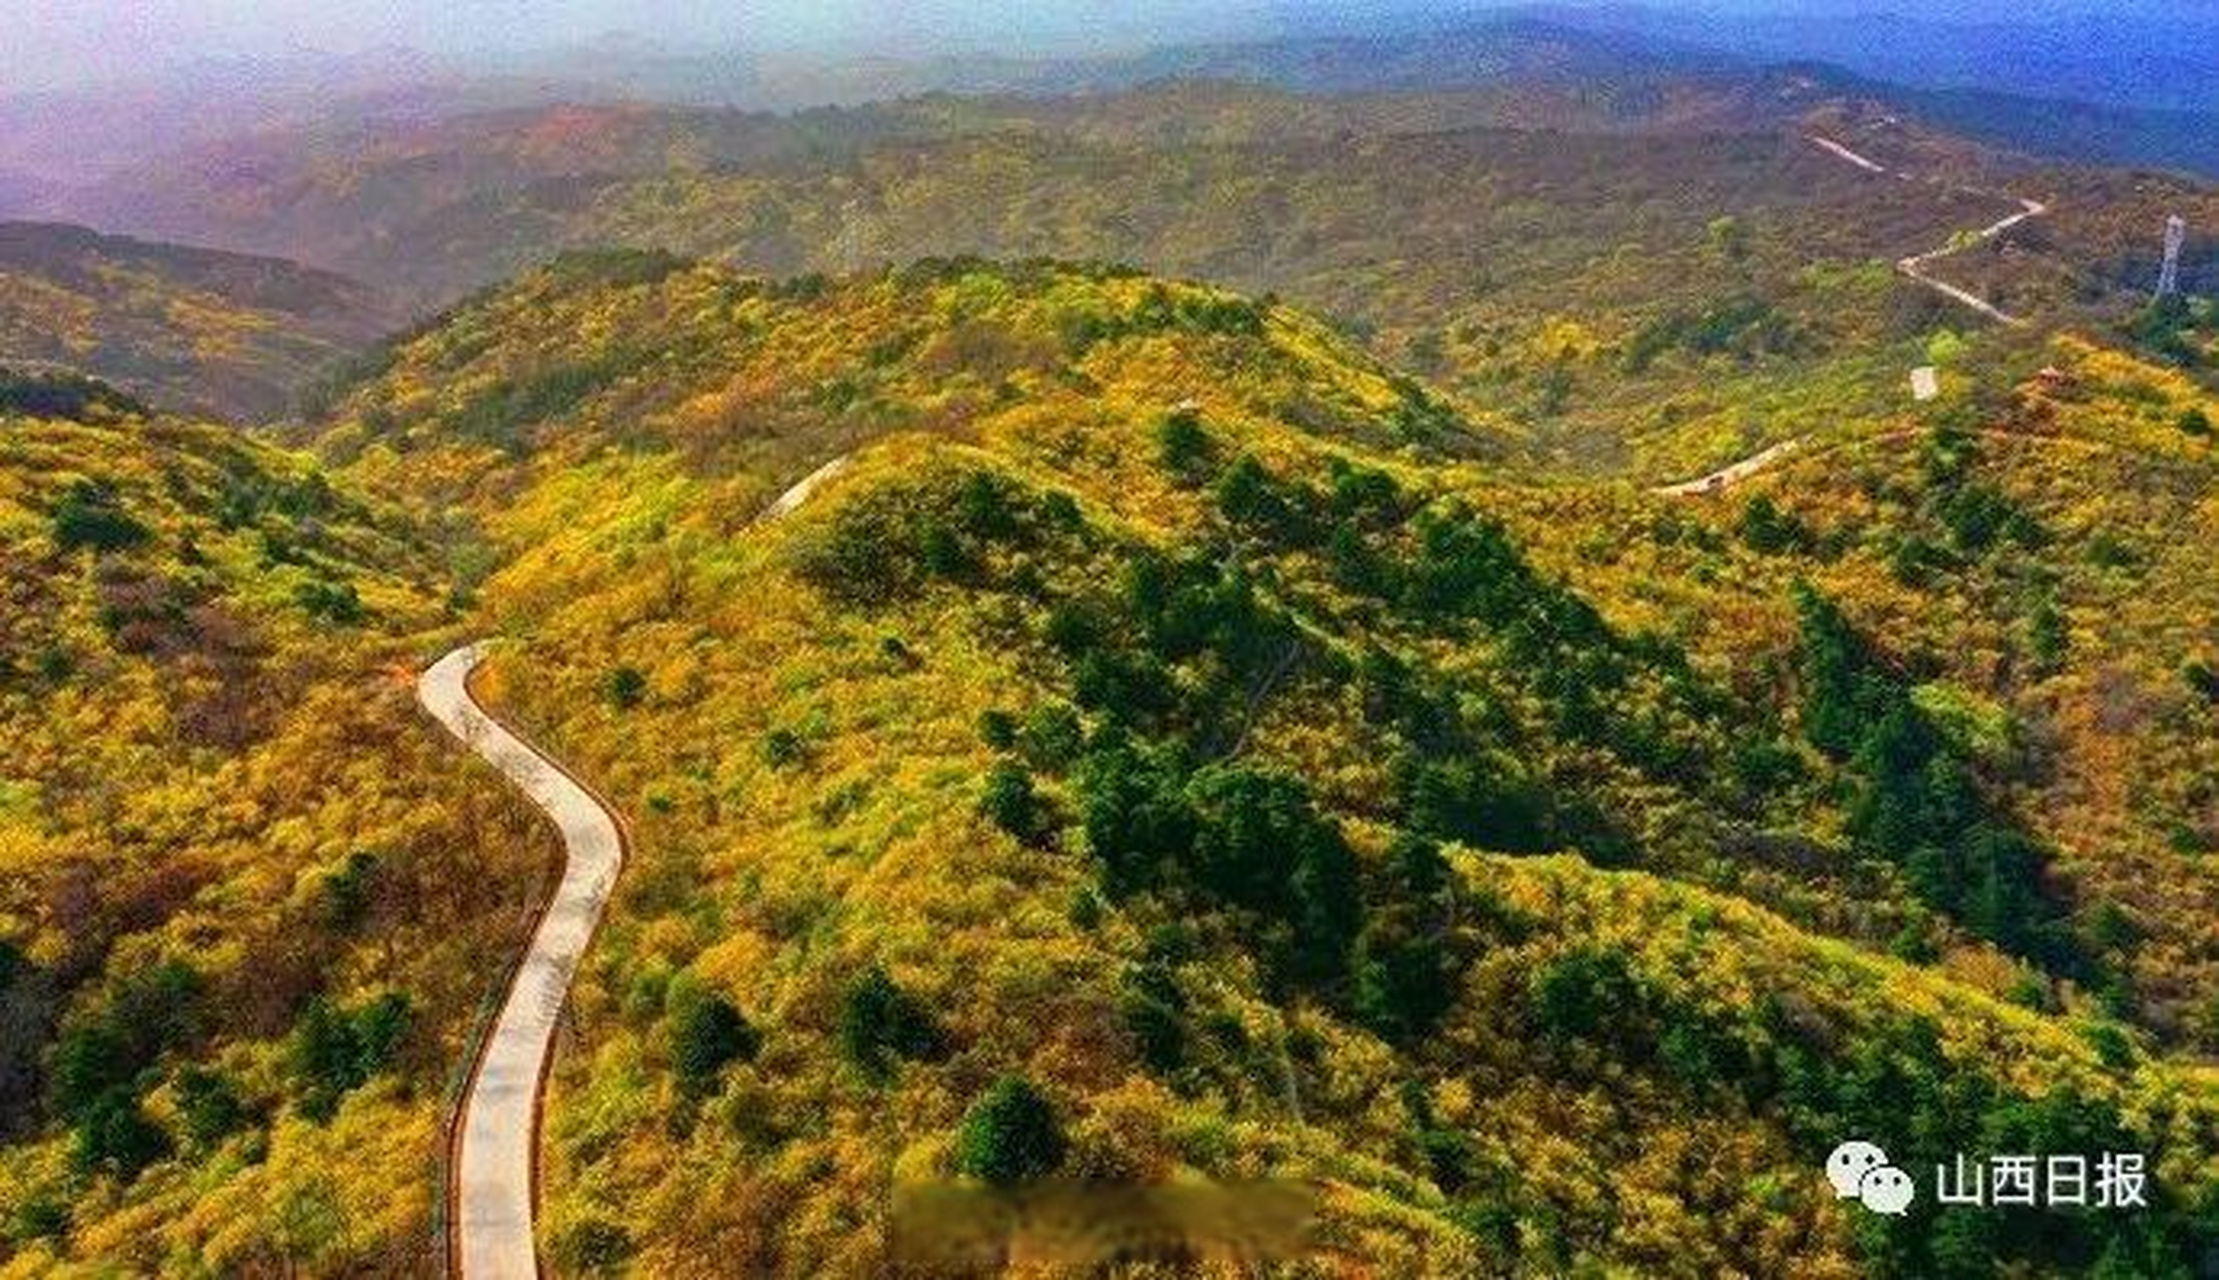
[420, 456, 847, 1277]
[1897, 195, 2047, 327]
[761, 453, 850, 521]
[1807, 134, 1888, 175]
[1650, 133, 2057, 496]
[1651, 419, 2134, 499]
[1804, 133, 2048, 326]
[1652, 438, 1803, 496]
[420, 644, 622, 1280]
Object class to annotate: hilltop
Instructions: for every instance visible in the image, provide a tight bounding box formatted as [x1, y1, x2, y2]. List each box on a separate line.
[0, 222, 394, 422]
[315, 250, 1508, 505]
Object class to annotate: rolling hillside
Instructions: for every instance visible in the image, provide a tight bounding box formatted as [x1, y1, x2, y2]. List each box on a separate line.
[293, 256, 2219, 1274]
[46, 84, 2045, 482]
[0, 372, 555, 1271]
[0, 222, 394, 422]
[0, 9, 2213, 1276]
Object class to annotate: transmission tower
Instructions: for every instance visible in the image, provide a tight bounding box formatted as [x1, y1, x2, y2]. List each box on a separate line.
[2157, 215, 2186, 297]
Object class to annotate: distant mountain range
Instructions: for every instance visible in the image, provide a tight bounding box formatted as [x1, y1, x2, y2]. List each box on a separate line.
[1014, 14, 2219, 177]
[2, 14, 2206, 429]
[4, 13, 2215, 202]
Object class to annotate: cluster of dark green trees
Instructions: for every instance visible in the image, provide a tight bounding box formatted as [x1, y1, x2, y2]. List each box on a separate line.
[1885, 425, 2051, 589]
[793, 414, 2201, 1272]
[447, 351, 643, 455]
[21, 935, 415, 1210]
[804, 427, 1765, 1064]
[0, 942, 54, 1147]
[47, 961, 202, 1177]
[43, 962, 413, 1182]
[1027, 457, 1489, 1042]
[1623, 294, 1802, 372]
[665, 960, 946, 1113]
[837, 965, 942, 1083]
[2123, 293, 2212, 370]
[796, 463, 1072, 606]
[954, 1076, 1066, 1186]
[1737, 427, 2099, 976]
[0, 367, 147, 420]
[668, 986, 760, 1103]
[1795, 586, 2080, 972]
[50, 480, 149, 554]
[290, 992, 411, 1122]
[1521, 937, 2216, 1276]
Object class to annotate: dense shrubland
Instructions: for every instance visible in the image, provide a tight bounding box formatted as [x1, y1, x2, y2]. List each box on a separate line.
[0, 38, 2211, 1269]
[252, 256, 2219, 1274]
[0, 389, 556, 1271]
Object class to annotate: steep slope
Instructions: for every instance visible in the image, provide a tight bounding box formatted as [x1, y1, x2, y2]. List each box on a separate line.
[1491, 339, 2219, 1035]
[318, 258, 2219, 1274]
[0, 222, 395, 421]
[0, 375, 554, 1271]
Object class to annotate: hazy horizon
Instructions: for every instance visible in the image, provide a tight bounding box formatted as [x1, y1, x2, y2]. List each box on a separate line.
[9, 0, 2215, 95]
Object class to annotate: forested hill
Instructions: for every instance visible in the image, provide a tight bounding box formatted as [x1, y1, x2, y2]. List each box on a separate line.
[37, 91, 2005, 483]
[36, 72, 2210, 488]
[291, 255, 2219, 1274]
[0, 370, 581, 1270]
[0, 221, 394, 421]
[0, 9, 2212, 1272]
[311, 250, 1511, 502]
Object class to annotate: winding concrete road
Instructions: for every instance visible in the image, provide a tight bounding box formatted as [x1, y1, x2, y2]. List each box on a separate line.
[1896, 195, 2048, 327]
[1652, 136, 2053, 499]
[420, 644, 622, 1280]
[418, 457, 846, 1277]
[1805, 134, 2048, 326]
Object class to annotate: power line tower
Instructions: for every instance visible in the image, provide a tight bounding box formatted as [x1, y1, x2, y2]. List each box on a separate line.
[2157, 214, 2186, 298]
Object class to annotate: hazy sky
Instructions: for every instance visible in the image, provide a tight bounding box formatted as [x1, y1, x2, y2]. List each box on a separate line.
[3, 0, 1285, 88]
[4, 0, 2202, 93]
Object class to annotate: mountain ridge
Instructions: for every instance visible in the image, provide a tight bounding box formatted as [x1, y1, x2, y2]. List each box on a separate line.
[0, 220, 395, 421]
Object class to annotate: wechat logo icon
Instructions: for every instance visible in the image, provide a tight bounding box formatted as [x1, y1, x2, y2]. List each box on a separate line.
[1827, 1140, 1916, 1216]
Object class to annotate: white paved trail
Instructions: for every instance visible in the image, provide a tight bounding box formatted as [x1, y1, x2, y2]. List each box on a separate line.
[420, 644, 622, 1280]
[1896, 195, 2048, 327]
[1808, 134, 1888, 174]
[1653, 438, 1804, 496]
[762, 454, 850, 520]
[1805, 134, 2048, 326]
[418, 455, 844, 1277]
[1801, 133, 2041, 323]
